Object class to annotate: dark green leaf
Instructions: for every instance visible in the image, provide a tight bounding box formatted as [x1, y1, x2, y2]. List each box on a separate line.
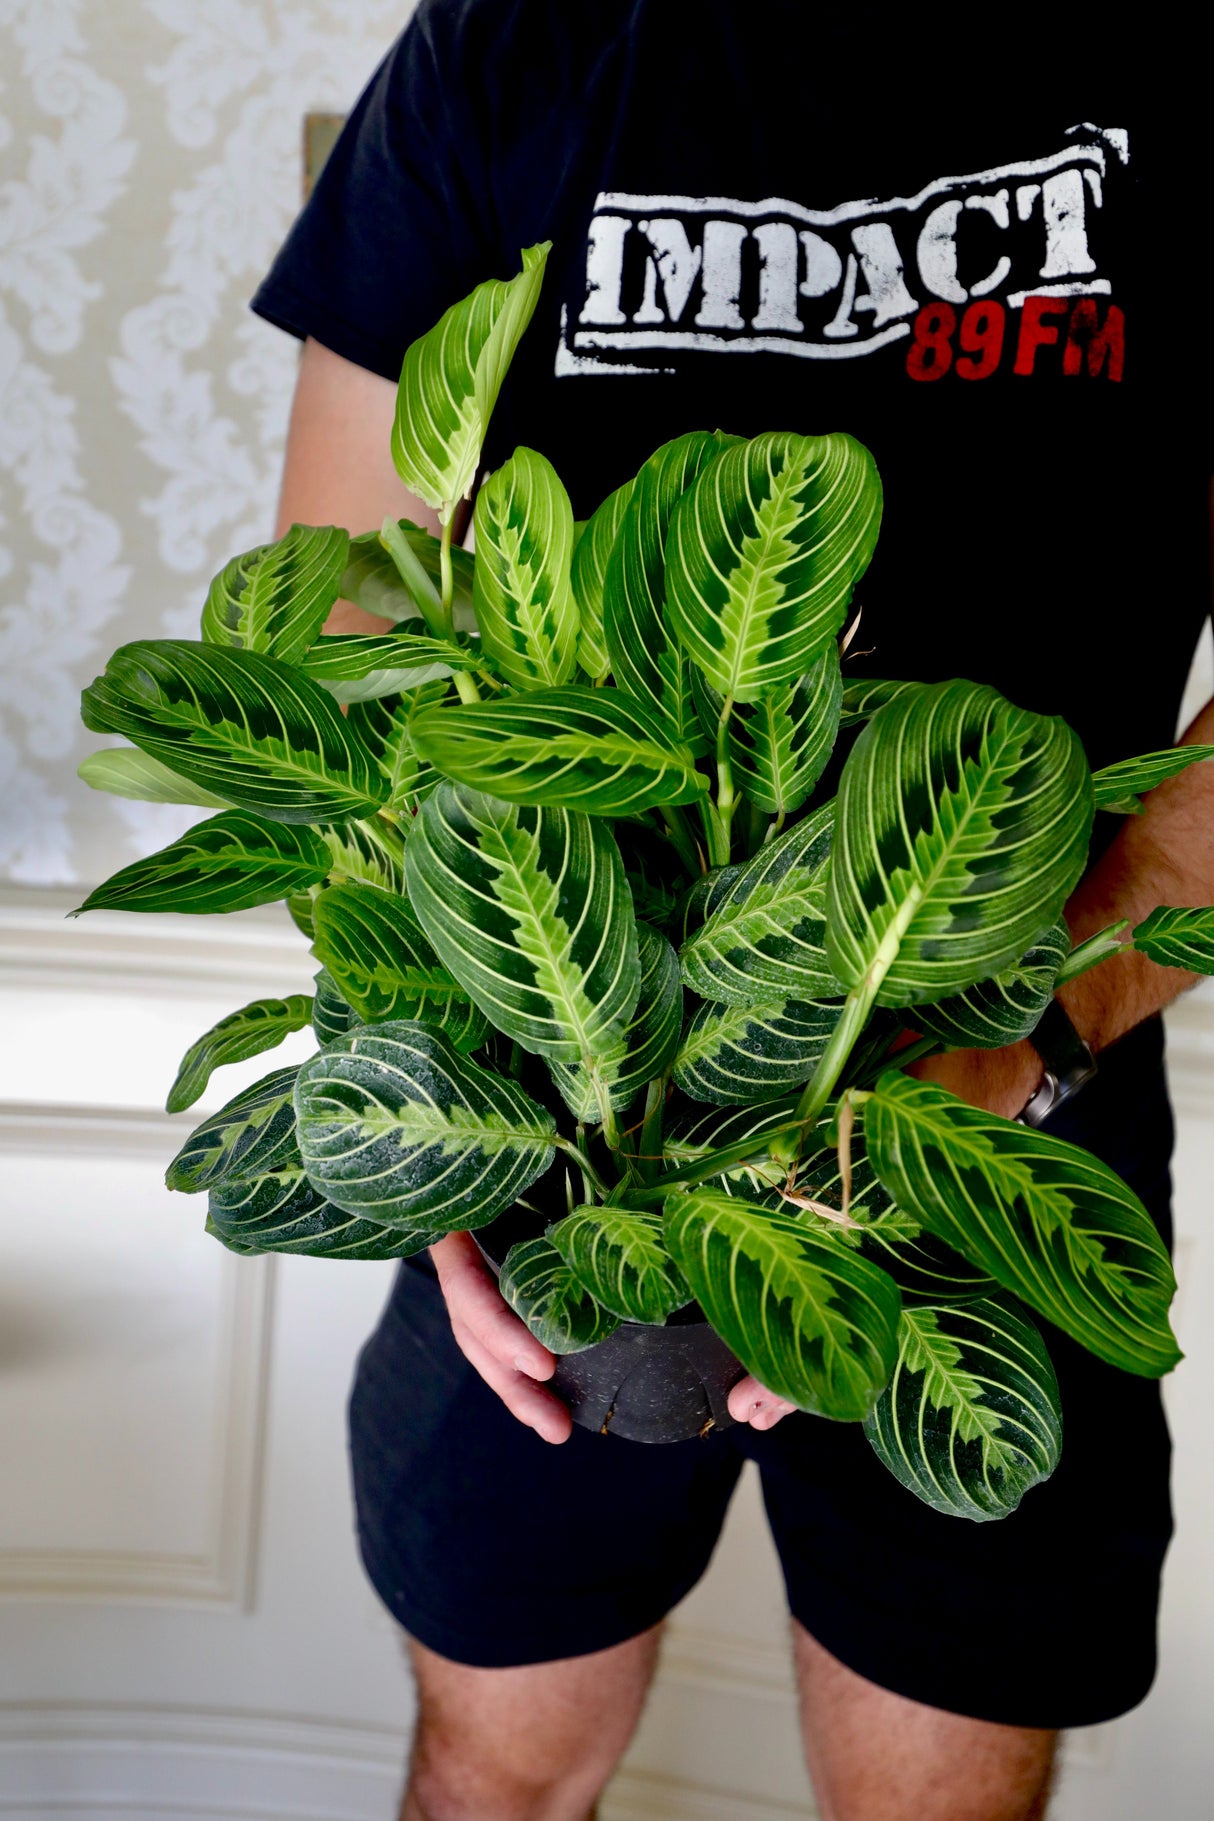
[166, 995, 313, 1113]
[864, 1070, 1180, 1377]
[1091, 744, 1214, 811]
[571, 477, 634, 680]
[550, 921, 682, 1119]
[318, 815, 407, 895]
[498, 1236, 621, 1352]
[200, 522, 349, 665]
[674, 994, 842, 1105]
[348, 680, 452, 808]
[471, 447, 579, 689]
[208, 1156, 423, 1258]
[1131, 905, 1214, 974]
[914, 921, 1070, 1049]
[693, 649, 843, 816]
[301, 632, 482, 703]
[166, 1064, 300, 1193]
[81, 640, 386, 824]
[664, 1186, 901, 1419]
[549, 1203, 690, 1324]
[864, 1296, 1062, 1520]
[294, 1018, 556, 1237]
[311, 881, 488, 1050]
[411, 686, 708, 815]
[312, 967, 359, 1045]
[838, 677, 922, 729]
[74, 810, 330, 916]
[827, 680, 1093, 1006]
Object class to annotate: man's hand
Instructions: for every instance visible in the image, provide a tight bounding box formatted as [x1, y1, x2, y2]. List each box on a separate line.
[430, 1232, 574, 1445]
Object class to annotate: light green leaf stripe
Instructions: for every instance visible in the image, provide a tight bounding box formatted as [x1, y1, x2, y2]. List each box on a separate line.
[1132, 906, 1214, 974]
[81, 640, 386, 824]
[550, 921, 682, 1120]
[694, 648, 842, 816]
[166, 1064, 300, 1193]
[341, 524, 477, 628]
[827, 680, 1093, 1006]
[549, 1203, 690, 1325]
[200, 522, 349, 665]
[498, 1236, 621, 1353]
[78, 747, 231, 809]
[864, 1071, 1180, 1377]
[472, 447, 579, 689]
[411, 686, 708, 815]
[405, 783, 640, 1070]
[74, 810, 331, 916]
[603, 430, 736, 751]
[674, 993, 842, 1106]
[312, 881, 487, 1051]
[318, 816, 407, 896]
[914, 921, 1070, 1049]
[208, 1157, 424, 1259]
[571, 477, 634, 679]
[391, 243, 549, 520]
[166, 995, 314, 1114]
[679, 802, 837, 1004]
[294, 1019, 556, 1236]
[302, 632, 481, 703]
[1091, 744, 1214, 810]
[864, 1296, 1062, 1520]
[349, 681, 451, 809]
[665, 432, 881, 702]
[664, 1186, 901, 1419]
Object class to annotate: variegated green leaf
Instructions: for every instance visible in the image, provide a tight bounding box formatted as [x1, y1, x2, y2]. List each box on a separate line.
[665, 432, 881, 702]
[404, 783, 640, 1076]
[663, 1186, 901, 1419]
[1091, 743, 1214, 812]
[864, 1071, 1180, 1377]
[498, 1236, 620, 1352]
[294, 1019, 556, 1236]
[571, 476, 634, 679]
[200, 522, 349, 664]
[341, 524, 476, 628]
[549, 1203, 690, 1324]
[549, 921, 682, 1120]
[694, 648, 842, 816]
[349, 681, 451, 808]
[411, 687, 708, 815]
[74, 810, 330, 916]
[312, 881, 487, 1050]
[663, 1097, 799, 1193]
[914, 921, 1070, 1049]
[1131, 905, 1214, 974]
[603, 430, 736, 751]
[208, 1156, 422, 1259]
[318, 816, 406, 895]
[81, 641, 386, 824]
[679, 803, 836, 1004]
[77, 747, 231, 809]
[301, 632, 482, 703]
[865, 1296, 1062, 1520]
[827, 680, 1093, 1006]
[838, 677, 921, 729]
[674, 994, 842, 1106]
[312, 967, 359, 1045]
[167, 994, 313, 1114]
[391, 243, 549, 521]
[166, 1064, 300, 1193]
[472, 447, 578, 689]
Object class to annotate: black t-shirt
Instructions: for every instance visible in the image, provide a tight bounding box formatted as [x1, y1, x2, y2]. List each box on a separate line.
[252, 0, 1211, 773]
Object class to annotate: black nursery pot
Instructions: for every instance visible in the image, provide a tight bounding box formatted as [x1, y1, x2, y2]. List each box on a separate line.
[475, 1201, 746, 1445]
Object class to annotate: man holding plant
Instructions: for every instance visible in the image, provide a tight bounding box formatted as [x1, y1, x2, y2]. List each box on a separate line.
[235, 5, 1214, 1819]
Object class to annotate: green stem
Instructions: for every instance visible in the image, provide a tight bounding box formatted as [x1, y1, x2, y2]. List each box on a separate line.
[574, 1122, 593, 1206]
[628, 1119, 806, 1209]
[715, 695, 736, 837]
[438, 516, 456, 640]
[661, 805, 702, 875]
[553, 1135, 613, 1202]
[1054, 919, 1131, 987]
[452, 669, 482, 705]
[637, 1073, 669, 1184]
[379, 516, 446, 636]
[699, 794, 730, 869]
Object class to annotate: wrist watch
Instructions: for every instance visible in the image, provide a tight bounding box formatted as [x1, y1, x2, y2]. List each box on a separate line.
[1017, 999, 1098, 1127]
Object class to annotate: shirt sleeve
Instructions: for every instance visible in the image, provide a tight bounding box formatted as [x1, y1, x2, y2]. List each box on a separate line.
[250, 0, 503, 381]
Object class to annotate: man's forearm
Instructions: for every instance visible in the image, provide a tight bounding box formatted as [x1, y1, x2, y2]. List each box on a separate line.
[1059, 693, 1214, 1053]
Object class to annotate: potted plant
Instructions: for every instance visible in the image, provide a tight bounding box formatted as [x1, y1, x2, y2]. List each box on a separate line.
[77, 244, 1214, 1519]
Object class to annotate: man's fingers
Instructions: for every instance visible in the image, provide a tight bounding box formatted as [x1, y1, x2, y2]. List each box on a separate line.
[431, 1231, 554, 1379]
[450, 1318, 573, 1445]
[728, 1374, 798, 1430]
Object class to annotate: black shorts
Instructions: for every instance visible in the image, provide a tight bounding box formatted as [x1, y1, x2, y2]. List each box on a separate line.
[348, 1020, 1175, 1730]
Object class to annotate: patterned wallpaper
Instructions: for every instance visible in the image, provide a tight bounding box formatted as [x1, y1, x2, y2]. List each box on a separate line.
[0, 0, 411, 887]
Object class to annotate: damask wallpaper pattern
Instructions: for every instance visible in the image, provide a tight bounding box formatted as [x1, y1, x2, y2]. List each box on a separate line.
[0, 0, 411, 885]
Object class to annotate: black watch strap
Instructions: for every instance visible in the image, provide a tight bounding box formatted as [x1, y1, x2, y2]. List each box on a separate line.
[1017, 999, 1098, 1127]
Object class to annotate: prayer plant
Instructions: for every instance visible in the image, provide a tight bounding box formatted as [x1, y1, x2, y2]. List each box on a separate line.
[79, 244, 1214, 1520]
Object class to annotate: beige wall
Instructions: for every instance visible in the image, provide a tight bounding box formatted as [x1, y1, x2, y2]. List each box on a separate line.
[0, 0, 411, 887]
